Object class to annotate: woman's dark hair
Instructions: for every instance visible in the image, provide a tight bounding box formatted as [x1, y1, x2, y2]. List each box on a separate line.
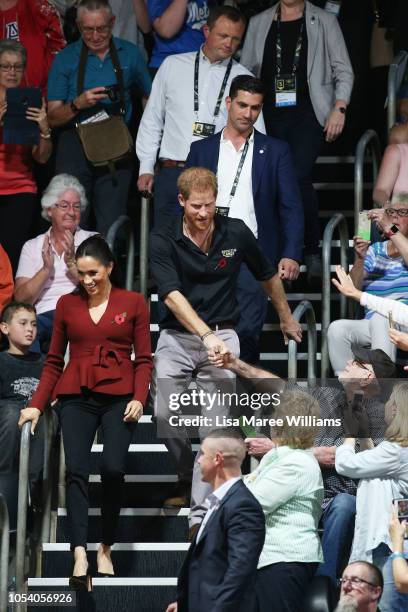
[75, 235, 121, 286]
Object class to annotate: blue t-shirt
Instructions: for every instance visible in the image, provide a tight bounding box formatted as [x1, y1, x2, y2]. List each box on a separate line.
[148, 0, 209, 68]
[47, 37, 151, 124]
[363, 241, 408, 319]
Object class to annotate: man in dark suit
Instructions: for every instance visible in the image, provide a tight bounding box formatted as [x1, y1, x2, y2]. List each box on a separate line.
[166, 429, 265, 612]
[186, 75, 304, 363]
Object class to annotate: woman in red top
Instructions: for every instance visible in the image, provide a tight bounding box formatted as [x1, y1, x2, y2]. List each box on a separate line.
[0, 0, 65, 93]
[0, 39, 52, 272]
[19, 235, 153, 588]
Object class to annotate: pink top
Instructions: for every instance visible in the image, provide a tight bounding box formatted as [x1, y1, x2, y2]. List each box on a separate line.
[393, 144, 408, 196]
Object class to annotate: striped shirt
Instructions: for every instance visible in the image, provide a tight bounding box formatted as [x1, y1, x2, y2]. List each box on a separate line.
[245, 446, 324, 567]
[363, 241, 408, 319]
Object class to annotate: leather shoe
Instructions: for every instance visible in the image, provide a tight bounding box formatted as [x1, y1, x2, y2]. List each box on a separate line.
[188, 523, 201, 542]
[163, 481, 191, 508]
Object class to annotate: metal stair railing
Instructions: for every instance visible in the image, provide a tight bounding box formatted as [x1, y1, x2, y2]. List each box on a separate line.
[15, 421, 31, 611]
[387, 50, 408, 132]
[0, 493, 10, 612]
[139, 196, 150, 298]
[354, 130, 381, 233]
[287, 300, 317, 383]
[321, 214, 349, 379]
[106, 215, 135, 291]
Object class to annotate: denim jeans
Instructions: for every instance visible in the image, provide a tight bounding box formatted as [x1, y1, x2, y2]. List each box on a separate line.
[372, 542, 408, 612]
[30, 310, 55, 355]
[316, 493, 356, 584]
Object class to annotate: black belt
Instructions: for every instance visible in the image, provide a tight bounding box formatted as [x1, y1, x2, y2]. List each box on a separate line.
[208, 321, 235, 331]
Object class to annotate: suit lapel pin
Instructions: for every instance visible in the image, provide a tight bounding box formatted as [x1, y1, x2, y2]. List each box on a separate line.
[259, 149, 264, 154]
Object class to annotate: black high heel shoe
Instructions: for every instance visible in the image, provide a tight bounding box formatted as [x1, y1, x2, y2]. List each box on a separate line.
[69, 572, 93, 592]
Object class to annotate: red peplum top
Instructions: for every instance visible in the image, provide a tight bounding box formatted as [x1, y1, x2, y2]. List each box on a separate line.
[29, 287, 153, 412]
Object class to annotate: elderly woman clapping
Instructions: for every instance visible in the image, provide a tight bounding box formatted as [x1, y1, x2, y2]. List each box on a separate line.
[14, 173, 96, 352]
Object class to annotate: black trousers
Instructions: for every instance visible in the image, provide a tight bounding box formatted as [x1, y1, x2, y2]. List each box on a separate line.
[264, 106, 323, 255]
[0, 192, 37, 273]
[58, 393, 134, 549]
[255, 561, 318, 612]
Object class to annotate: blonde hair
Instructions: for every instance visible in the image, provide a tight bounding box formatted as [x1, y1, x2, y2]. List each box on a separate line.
[272, 390, 320, 450]
[391, 191, 408, 206]
[385, 383, 408, 447]
[177, 167, 217, 200]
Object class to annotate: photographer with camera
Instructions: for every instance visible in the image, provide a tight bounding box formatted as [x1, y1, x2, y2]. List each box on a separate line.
[47, 0, 151, 233]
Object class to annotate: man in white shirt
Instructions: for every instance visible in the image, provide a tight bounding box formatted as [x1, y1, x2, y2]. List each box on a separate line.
[186, 74, 303, 363]
[335, 561, 383, 612]
[136, 5, 264, 226]
[165, 429, 265, 612]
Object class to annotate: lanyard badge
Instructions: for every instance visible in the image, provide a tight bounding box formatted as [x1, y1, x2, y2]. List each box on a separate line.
[216, 136, 251, 216]
[193, 52, 233, 137]
[274, 7, 304, 108]
[324, 1, 341, 16]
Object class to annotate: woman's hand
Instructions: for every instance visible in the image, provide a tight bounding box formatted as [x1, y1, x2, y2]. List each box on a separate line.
[390, 506, 406, 552]
[331, 265, 362, 301]
[123, 400, 143, 422]
[367, 207, 391, 233]
[18, 407, 41, 434]
[353, 235, 371, 259]
[26, 98, 50, 136]
[61, 230, 76, 268]
[0, 99, 7, 122]
[389, 328, 408, 351]
[41, 234, 55, 277]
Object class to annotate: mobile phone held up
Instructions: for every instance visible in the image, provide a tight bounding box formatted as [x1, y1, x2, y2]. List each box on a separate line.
[394, 498, 408, 538]
[357, 211, 371, 242]
[3, 87, 41, 145]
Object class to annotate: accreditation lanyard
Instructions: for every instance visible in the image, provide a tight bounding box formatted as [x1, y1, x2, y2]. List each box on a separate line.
[275, 6, 305, 77]
[192, 51, 233, 138]
[216, 137, 251, 217]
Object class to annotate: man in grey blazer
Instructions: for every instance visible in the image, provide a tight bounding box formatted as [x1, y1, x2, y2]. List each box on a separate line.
[240, 0, 354, 281]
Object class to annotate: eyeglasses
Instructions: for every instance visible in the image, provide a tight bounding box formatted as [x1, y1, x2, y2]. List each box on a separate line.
[0, 63, 24, 73]
[353, 358, 369, 371]
[385, 207, 408, 218]
[338, 576, 377, 588]
[80, 24, 112, 36]
[54, 201, 81, 212]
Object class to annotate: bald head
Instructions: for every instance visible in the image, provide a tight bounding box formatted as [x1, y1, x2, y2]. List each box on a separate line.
[198, 429, 246, 487]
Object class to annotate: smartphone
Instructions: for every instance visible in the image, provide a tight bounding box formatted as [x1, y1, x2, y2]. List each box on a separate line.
[389, 311, 395, 330]
[358, 211, 371, 242]
[394, 498, 408, 538]
[3, 87, 41, 145]
[352, 390, 364, 414]
[238, 416, 257, 438]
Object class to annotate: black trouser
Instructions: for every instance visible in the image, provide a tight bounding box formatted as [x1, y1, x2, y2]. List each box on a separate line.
[264, 106, 323, 255]
[255, 562, 318, 612]
[58, 393, 134, 549]
[55, 129, 132, 235]
[0, 192, 37, 273]
[153, 166, 184, 228]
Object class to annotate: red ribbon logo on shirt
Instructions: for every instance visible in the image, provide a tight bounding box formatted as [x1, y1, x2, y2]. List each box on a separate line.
[215, 258, 227, 270]
[112, 312, 127, 325]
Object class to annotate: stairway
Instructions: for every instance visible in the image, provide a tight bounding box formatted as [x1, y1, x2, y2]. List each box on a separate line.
[24, 149, 375, 612]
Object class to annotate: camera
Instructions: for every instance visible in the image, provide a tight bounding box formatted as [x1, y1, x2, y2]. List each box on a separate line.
[104, 84, 120, 102]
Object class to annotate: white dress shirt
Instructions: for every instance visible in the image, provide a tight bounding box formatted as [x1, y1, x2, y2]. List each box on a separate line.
[136, 49, 265, 175]
[336, 441, 408, 561]
[16, 227, 96, 315]
[196, 476, 241, 542]
[216, 129, 257, 237]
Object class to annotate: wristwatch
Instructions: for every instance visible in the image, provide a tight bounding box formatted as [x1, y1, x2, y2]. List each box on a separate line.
[335, 107, 346, 114]
[385, 225, 399, 238]
[70, 100, 79, 114]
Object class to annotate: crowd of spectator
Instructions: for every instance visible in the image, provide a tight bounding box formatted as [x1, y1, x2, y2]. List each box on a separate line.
[1, 0, 408, 611]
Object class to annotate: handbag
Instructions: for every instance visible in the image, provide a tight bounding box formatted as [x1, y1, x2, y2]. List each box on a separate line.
[370, 0, 394, 69]
[75, 39, 133, 176]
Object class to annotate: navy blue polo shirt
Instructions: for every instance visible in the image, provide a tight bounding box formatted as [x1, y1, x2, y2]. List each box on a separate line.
[150, 215, 276, 330]
[47, 36, 151, 124]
